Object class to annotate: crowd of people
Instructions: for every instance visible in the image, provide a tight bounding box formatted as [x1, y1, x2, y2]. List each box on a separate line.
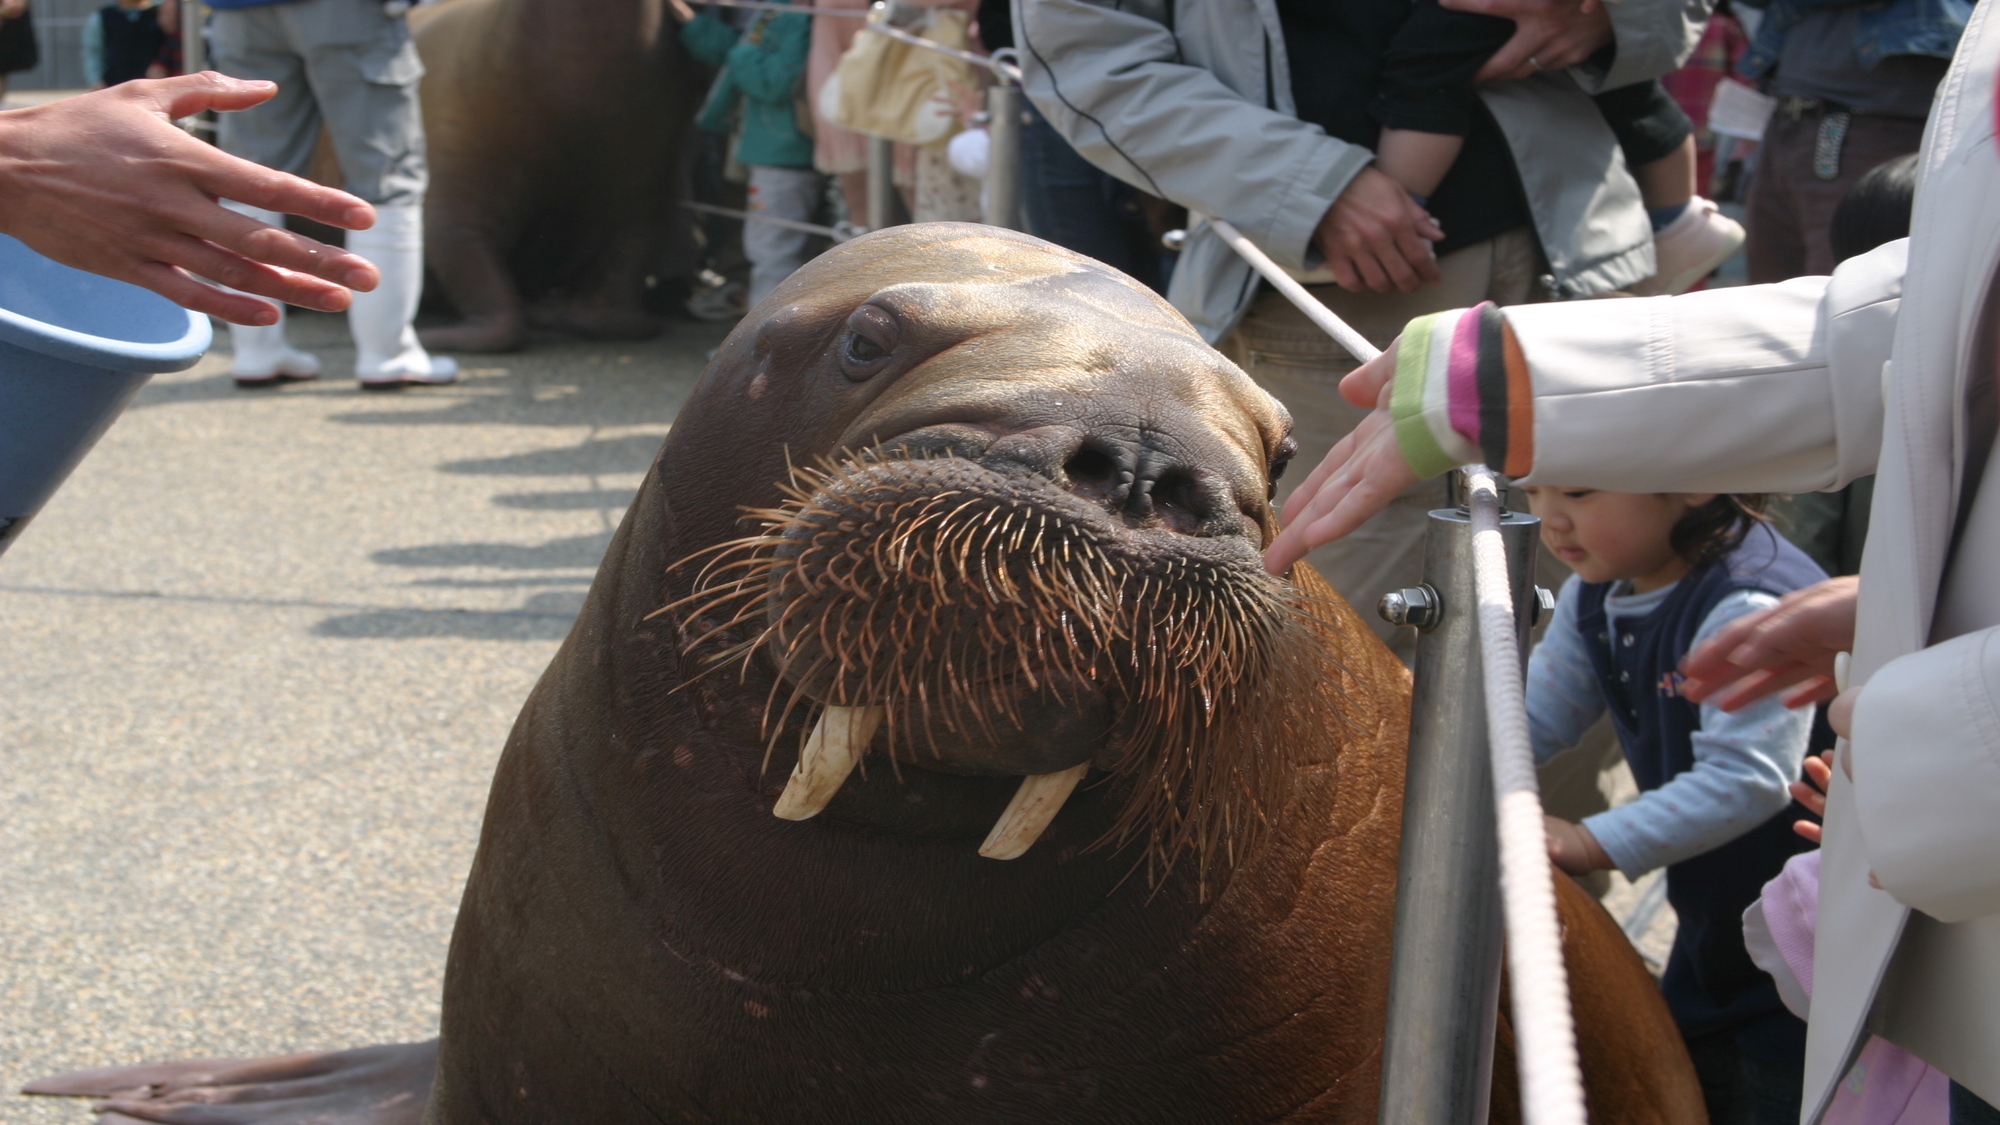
[0, 0, 1992, 1122]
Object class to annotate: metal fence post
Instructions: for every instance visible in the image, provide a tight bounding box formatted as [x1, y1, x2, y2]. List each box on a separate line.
[982, 83, 1023, 231]
[866, 135, 900, 232]
[1375, 473, 1540, 1125]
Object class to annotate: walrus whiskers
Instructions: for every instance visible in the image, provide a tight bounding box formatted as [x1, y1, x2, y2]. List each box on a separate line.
[670, 453, 1352, 879]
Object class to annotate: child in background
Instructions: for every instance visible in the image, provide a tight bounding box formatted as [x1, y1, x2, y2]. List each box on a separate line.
[1524, 486, 1824, 1124]
[682, 0, 821, 311]
[82, 0, 177, 89]
[1370, 0, 1743, 296]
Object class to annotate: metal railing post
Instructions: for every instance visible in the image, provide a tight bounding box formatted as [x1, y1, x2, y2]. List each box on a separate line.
[866, 135, 900, 232]
[1375, 472, 1540, 1125]
[982, 84, 1024, 231]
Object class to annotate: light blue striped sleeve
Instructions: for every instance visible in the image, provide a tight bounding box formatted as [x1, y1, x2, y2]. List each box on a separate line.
[1584, 589, 1813, 878]
[1525, 574, 1607, 766]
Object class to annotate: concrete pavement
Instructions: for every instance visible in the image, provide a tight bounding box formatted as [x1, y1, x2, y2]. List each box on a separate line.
[0, 310, 727, 1121]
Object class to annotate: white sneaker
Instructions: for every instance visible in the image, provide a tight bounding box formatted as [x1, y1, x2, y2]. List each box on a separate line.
[347, 203, 458, 389]
[1630, 197, 1745, 297]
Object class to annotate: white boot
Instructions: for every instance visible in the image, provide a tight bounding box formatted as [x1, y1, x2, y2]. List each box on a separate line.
[222, 203, 322, 387]
[346, 203, 457, 388]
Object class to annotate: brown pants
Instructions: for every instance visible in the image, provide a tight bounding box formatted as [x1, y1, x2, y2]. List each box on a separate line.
[1745, 108, 1926, 282]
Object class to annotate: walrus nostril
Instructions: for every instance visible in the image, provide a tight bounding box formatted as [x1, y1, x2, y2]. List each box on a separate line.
[1152, 471, 1203, 520]
[1062, 445, 1125, 501]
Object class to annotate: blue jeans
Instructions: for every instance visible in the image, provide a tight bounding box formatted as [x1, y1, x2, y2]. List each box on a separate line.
[1018, 102, 1171, 292]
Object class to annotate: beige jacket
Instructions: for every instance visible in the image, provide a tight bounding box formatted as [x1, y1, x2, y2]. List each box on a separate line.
[1492, 3, 2000, 1116]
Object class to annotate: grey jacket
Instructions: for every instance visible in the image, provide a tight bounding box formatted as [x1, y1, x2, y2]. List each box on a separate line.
[1015, 0, 1711, 341]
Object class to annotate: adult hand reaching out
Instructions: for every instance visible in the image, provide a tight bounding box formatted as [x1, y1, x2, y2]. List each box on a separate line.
[1264, 340, 1417, 574]
[0, 73, 380, 326]
[1315, 166, 1445, 294]
[1679, 575, 1860, 711]
[1442, 0, 1615, 82]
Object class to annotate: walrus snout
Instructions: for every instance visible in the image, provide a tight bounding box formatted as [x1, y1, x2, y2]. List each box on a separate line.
[877, 422, 1265, 542]
[678, 451, 1346, 872]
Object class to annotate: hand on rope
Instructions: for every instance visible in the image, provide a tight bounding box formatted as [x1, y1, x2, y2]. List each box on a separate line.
[0, 74, 380, 325]
[1263, 340, 1417, 574]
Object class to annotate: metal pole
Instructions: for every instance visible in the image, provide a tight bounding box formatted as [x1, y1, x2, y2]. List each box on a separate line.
[184, 0, 207, 74]
[866, 135, 900, 232]
[982, 84, 1023, 231]
[1375, 471, 1540, 1125]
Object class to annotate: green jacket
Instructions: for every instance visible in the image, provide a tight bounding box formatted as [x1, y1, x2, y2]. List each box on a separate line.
[684, 5, 814, 170]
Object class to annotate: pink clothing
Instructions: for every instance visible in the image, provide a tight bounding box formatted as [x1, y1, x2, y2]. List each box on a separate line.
[1747, 851, 1950, 1125]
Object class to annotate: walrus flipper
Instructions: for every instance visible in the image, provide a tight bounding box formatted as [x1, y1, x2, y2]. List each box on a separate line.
[24, 1041, 436, 1125]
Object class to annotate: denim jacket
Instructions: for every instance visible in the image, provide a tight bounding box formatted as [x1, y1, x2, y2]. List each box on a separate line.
[1736, 0, 1971, 79]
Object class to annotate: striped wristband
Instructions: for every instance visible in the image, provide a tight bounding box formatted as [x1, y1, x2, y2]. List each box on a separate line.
[1388, 301, 1534, 479]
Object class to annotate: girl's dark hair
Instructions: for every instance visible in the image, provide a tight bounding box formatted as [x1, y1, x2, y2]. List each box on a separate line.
[1671, 494, 1771, 568]
[1830, 153, 1920, 263]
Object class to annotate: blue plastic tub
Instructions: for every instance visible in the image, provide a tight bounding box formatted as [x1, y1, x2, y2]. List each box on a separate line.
[0, 233, 211, 557]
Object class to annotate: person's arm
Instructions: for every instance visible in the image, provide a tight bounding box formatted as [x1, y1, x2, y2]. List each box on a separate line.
[82, 11, 105, 89]
[679, 8, 740, 68]
[1526, 575, 1610, 763]
[1016, 0, 1440, 291]
[1372, 0, 1512, 138]
[0, 73, 379, 325]
[1582, 590, 1815, 877]
[1441, 0, 1707, 88]
[1263, 239, 1906, 574]
[724, 13, 808, 102]
[1848, 628, 2000, 922]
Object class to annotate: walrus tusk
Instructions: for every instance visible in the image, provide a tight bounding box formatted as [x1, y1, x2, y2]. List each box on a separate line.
[978, 762, 1091, 860]
[773, 705, 885, 820]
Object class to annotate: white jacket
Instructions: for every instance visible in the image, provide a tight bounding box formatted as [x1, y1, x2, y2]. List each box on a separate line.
[1493, 2, 2000, 1116]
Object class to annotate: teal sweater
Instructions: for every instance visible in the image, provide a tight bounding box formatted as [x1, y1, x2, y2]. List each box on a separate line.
[683, 6, 814, 170]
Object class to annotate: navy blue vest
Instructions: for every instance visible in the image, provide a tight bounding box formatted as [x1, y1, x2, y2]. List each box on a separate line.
[98, 5, 166, 88]
[1575, 523, 1829, 1058]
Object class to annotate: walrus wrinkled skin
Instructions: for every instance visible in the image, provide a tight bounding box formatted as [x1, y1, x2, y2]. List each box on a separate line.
[408, 0, 702, 353]
[26, 225, 1706, 1125]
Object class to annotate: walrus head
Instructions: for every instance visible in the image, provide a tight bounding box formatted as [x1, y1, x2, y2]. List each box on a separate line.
[661, 224, 1349, 882]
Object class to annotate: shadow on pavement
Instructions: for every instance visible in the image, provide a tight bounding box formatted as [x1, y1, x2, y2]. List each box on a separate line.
[493, 489, 639, 511]
[437, 436, 665, 478]
[314, 591, 586, 640]
[371, 533, 616, 571]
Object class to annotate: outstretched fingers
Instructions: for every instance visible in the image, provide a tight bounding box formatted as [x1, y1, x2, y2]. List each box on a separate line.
[1266, 408, 1415, 574]
[179, 203, 376, 296]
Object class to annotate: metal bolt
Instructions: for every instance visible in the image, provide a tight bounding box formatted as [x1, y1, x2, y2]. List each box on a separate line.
[1532, 585, 1555, 627]
[1379, 585, 1442, 630]
[1161, 229, 1187, 252]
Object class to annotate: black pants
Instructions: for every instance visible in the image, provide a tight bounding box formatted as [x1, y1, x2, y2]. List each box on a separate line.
[1594, 79, 1694, 168]
[1684, 1027, 1805, 1125]
[1956, 1083, 2000, 1125]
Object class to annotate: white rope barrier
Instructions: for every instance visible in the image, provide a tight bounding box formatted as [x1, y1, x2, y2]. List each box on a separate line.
[1201, 216, 1381, 364]
[1207, 213, 1590, 1125]
[1467, 466, 1590, 1125]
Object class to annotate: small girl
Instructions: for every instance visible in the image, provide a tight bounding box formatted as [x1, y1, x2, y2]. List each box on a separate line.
[1523, 486, 1825, 1125]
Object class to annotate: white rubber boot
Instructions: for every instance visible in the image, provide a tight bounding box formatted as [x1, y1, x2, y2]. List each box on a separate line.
[346, 203, 457, 388]
[222, 203, 321, 387]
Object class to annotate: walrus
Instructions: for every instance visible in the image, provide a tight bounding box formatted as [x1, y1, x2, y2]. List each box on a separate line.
[26, 224, 1704, 1124]
[407, 0, 703, 353]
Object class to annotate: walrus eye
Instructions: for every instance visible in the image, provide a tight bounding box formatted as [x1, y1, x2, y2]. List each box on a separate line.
[841, 304, 901, 381]
[1268, 436, 1298, 498]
